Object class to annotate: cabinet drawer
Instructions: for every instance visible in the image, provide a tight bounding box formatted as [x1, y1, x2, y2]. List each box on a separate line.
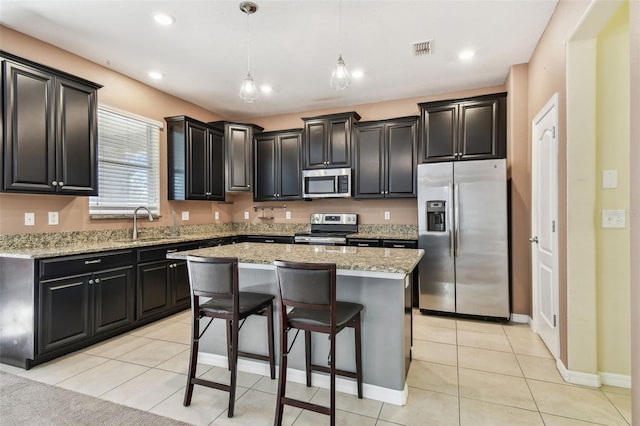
[137, 242, 201, 263]
[382, 240, 418, 249]
[347, 238, 382, 247]
[39, 250, 134, 279]
[243, 235, 294, 244]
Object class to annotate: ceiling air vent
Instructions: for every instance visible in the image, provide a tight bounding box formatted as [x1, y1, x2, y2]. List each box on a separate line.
[413, 40, 433, 56]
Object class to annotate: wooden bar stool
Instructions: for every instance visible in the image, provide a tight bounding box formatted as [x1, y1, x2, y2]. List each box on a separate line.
[184, 256, 275, 418]
[273, 260, 363, 426]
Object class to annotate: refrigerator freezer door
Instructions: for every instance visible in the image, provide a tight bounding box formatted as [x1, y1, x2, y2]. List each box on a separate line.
[454, 159, 509, 318]
[417, 163, 455, 312]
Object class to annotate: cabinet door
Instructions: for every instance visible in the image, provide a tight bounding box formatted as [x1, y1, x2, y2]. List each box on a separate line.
[39, 275, 91, 353]
[327, 117, 352, 167]
[56, 77, 98, 195]
[137, 261, 170, 320]
[186, 121, 209, 199]
[354, 124, 385, 198]
[227, 124, 253, 192]
[2, 60, 56, 192]
[278, 132, 302, 199]
[93, 266, 134, 335]
[171, 260, 191, 309]
[458, 98, 502, 160]
[419, 103, 457, 163]
[254, 135, 277, 201]
[303, 120, 326, 169]
[386, 120, 417, 198]
[208, 128, 225, 200]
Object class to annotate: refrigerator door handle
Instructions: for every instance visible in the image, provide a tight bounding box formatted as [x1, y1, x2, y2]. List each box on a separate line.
[454, 183, 460, 257]
[448, 182, 454, 257]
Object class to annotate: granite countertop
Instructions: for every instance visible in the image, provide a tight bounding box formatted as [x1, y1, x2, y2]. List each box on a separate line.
[346, 232, 418, 240]
[168, 242, 423, 275]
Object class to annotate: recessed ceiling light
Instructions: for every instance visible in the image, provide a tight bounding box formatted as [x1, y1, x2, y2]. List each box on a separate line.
[153, 13, 175, 26]
[459, 49, 475, 60]
[148, 71, 163, 80]
[351, 69, 364, 79]
[260, 85, 272, 94]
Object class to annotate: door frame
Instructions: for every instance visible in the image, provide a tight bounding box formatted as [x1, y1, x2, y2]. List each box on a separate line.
[531, 93, 560, 359]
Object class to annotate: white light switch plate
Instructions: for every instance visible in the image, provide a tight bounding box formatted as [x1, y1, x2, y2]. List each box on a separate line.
[602, 209, 625, 228]
[24, 212, 35, 226]
[602, 170, 618, 189]
[214, 211, 220, 220]
[181, 211, 189, 221]
[244, 211, 249, 220]
[384, 211, 390, 220]
[285, 211, 291, 220]
[48, 211, 59, 225]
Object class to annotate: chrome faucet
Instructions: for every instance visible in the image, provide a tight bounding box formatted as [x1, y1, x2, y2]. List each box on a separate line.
[133, 206, 153, 240]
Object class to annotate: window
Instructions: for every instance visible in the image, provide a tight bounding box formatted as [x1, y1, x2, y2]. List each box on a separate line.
[89, 105, 161, 217]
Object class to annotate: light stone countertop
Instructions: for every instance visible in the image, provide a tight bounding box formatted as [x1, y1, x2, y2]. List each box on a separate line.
[167, 242, 423, 275]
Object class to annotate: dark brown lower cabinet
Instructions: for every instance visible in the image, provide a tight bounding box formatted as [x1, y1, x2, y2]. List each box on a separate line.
[38, 264, 134, 354]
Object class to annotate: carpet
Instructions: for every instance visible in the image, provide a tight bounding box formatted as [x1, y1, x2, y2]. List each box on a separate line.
[0, 371, 190, 425]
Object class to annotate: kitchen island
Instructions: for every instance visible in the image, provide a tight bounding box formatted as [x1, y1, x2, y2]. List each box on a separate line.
[168, 242, 423, 405]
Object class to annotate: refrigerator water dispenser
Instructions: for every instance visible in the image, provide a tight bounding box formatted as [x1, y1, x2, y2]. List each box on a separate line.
[426, 201, 446, 232]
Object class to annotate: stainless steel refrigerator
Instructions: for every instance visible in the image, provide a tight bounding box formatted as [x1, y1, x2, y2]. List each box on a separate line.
[417, 159, 509, 319]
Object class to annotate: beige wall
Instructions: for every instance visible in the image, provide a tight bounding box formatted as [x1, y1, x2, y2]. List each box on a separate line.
[595, 3, 630, 376]
[506, 63, 531, 316]
[628, 0, 639, 418]
[527, 0, 591, 367]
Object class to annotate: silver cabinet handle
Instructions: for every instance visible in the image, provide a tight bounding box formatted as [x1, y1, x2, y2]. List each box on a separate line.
[52, 181, 58, 186]
[84, 259, 102, 265]
[95, 278, 100, 284]
[89, 279, 94, 284]
[265, 239, 275, 243]
[59, 182, 64, 187]
[166, 249, 178, 253]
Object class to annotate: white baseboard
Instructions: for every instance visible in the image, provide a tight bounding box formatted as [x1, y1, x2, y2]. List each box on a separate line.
[599, 371, 632, 389]
[197, 352, 408, 406]
[556, 359, 601, 387]
[510, 313, 531, 324]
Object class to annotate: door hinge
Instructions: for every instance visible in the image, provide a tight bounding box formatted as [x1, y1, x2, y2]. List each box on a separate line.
[552, 220, 555, 232]
[553, 314, 557, 327]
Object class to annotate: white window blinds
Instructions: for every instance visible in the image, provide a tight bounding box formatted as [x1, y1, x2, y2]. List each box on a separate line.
[89, 106, 161, 216]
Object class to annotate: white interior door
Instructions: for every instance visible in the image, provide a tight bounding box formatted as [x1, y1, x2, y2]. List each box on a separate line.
[531, 93, 560, 359]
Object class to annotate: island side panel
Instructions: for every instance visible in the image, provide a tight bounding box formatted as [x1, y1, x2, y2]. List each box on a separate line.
[194, 264, 408, 392]
[0, 257, 36, 369]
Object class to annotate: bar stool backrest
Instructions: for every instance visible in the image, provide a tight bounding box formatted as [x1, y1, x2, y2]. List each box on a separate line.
[186, 256, 237, 300]
[273, 260, 336, 312]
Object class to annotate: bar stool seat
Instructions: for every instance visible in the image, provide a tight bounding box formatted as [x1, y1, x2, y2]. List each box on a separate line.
[184, 256, 275, 418]
[273, 260, 363, 426]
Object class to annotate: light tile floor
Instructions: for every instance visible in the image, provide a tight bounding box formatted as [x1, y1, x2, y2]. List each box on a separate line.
[1, 310, 632, 425]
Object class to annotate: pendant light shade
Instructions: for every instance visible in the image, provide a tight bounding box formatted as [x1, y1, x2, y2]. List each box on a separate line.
[330, 54, 351, 90]
[239, 71, 259, 103]
[330, 0, 350, 90]
[239, 1, 259, 103]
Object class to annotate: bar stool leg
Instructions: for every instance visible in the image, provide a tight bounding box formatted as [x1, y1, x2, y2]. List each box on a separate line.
[226, 321, 233, 371]
[184, 308, 199, 406]
[354, 314, 363, 399]
[228, 319, 240, 417]
[267, 304, 276, 379]
[275, 329, 288, 426]
[304, 331, 312, 387]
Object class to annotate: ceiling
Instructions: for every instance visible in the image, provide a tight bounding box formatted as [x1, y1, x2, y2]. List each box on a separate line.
[0, 1, 558, 120]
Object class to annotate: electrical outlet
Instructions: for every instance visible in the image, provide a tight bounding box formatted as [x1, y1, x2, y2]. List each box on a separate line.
[285, 211, 291, 220]
[602, 209, 625, 228]
[24, 212, 35, 226]
[602, 170, 618, 189]
[48, 211, 59, 225]
[384, 211, 390, 220]
[214, 211, 220, 220]
[181, 211, 189, 221]
[244, 211, 249, 220]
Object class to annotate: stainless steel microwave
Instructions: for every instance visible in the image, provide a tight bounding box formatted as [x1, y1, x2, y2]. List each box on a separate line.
[302, 168, 351, 198]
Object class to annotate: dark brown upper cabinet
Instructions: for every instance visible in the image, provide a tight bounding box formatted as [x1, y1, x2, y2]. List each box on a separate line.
[302, 111, 360, 169]
[1, 52, 101, 195]
[254, 129, 303, 202]
[166, 116, 225, 201]
[209, 121, 263, 192]
[354, 116, 418, 199]
[418, 93, 506, 163]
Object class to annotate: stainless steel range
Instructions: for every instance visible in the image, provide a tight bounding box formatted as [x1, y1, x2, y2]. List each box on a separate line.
[294, 213, 358, 245]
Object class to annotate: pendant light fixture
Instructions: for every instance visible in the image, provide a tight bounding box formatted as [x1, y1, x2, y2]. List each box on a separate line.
[239, 1, 259, 103]
[330, 0, 351, 90]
